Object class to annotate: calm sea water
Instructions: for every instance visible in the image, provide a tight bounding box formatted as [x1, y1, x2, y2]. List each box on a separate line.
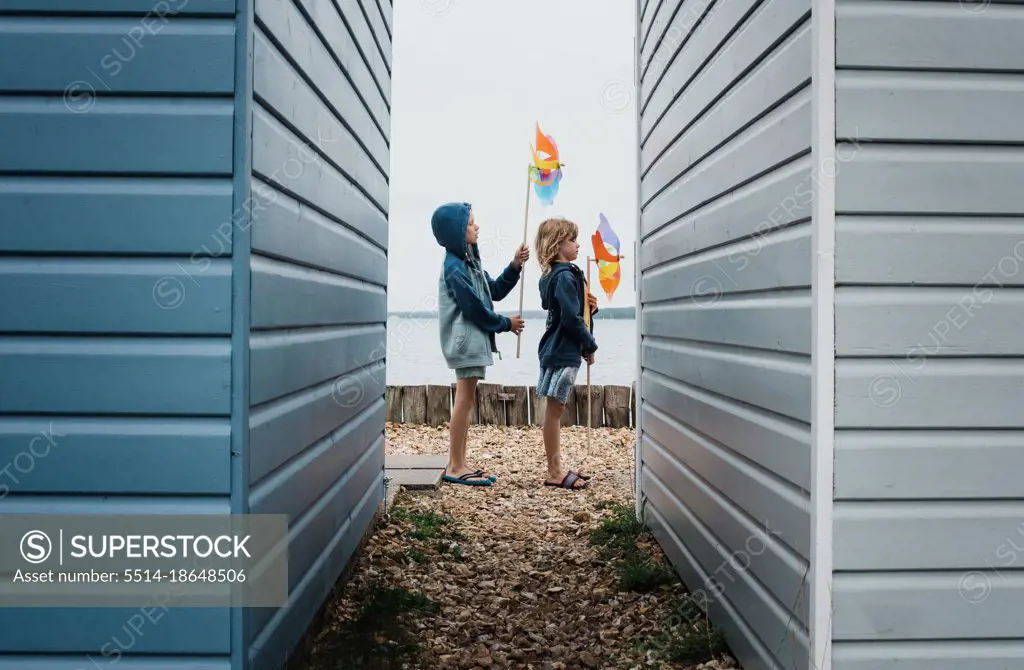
[384, 316, 638, 386]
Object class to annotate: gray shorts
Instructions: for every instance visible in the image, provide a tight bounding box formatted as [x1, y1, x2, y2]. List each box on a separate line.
[536, 366, 579, 405]
[455, 366, 486, 380]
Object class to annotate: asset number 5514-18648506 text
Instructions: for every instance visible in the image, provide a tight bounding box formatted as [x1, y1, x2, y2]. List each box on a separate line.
[123, 569, 246, 583]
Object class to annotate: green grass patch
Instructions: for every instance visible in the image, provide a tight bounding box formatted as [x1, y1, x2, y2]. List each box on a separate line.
[588, 503, 729, 666]
[300, 586, 438, 670]
[391, 507, 462, 541]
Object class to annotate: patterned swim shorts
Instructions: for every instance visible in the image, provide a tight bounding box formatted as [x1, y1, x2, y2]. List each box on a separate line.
[536, 366, 579, 405]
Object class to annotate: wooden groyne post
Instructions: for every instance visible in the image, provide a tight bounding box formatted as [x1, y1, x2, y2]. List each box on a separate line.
[385, 383, 637, 428]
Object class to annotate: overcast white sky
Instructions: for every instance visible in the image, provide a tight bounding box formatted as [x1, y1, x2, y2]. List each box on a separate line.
[387, 0, 638, 312]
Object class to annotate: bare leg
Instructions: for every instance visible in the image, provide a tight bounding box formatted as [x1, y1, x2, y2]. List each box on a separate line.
[542, 399, 586, 488]
[447, 378, 487, 481]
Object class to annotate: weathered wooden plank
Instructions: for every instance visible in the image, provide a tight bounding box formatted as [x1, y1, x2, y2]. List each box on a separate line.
[631, 381, 637, 428]
[504, 386, 530, 426]
[401, 385, 426, 425]
[386, 386, 403, 423]
[604, 385, 631, 428]
[574, 384, 604, 428]
[426, 385, 451, 426]
[560, 387, 577, 428]
[530, 386, 543, 426]
[477, 383, 505, 425]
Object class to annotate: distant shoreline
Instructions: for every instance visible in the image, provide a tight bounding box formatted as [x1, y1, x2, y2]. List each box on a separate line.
[389, 306, 636, 320]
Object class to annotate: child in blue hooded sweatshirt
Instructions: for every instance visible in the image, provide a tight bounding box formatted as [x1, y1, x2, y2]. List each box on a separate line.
[534, 216, 598, 491]
[432, 202, 528, 487]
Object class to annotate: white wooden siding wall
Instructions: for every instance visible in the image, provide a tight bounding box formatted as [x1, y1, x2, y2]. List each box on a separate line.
[636, 0, 814, 667]
[831, 1, 1024, 668]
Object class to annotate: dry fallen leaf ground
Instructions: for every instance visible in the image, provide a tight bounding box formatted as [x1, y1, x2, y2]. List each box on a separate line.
[290, 423, 740, 670]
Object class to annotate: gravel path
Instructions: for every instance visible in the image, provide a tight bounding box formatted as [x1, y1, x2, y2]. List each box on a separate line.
[293, 423, 739, 670]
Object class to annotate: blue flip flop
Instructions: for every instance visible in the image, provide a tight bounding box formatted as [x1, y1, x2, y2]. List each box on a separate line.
[470, 468, 497, 482]
[443, 471, 493, 487]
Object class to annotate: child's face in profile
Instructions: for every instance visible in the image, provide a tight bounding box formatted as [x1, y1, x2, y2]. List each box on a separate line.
[558, 234, 579, 262]
[466, 209, 479, 245]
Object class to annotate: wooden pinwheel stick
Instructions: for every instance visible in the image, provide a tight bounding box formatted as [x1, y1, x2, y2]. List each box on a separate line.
[585, 257, 593, 449]
[516, 166, 531, 358]
[584, 253, 625, 448]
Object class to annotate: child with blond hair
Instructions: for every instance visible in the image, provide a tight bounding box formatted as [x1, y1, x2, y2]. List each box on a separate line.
[533, 217, 598, 490]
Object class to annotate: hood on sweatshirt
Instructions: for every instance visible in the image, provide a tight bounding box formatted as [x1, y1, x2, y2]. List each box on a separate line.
[431, 201, 479, 261]
[539, 262, 580, 310]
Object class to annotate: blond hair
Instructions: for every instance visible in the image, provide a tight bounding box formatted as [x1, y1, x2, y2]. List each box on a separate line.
[534, 217, 578, 274]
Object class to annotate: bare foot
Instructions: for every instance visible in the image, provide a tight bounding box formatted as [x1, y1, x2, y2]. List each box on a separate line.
[544, 471, 588, 489]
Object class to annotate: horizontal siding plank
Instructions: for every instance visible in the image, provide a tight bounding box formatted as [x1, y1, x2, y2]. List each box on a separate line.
[833, 640, 1024, 670]
[0, 337, 231, 415]
[0, 258, 231, 334]
[644, 410, 811, 557]
[836, 217, 1024, 285]
[277, 435, 382, 595]
[0, 417, 230, 494]
[0, 496, 228, 514]
[250, 255, 386, 330]
[252, 105, 388, 250]
[643, 90, 811, 234]
[0, 659, 229, 670]
[375, 0, 392, 35]
[318, 0, 391, 105]
[836, 145, 1024, 215]
[358, 0, 391, 70]
[0, 176, 234, 254]
[250, 401, 384, 519]
[836, 287, 1024, 356]
[835, 359, 1024, 428]
[639, 0, 681, 78]
[642, 223, 811, 301]
[643, 370, 811, 489]
[251, 180, 387, 287]
[0, 17, 234, 93]
[643, 293, 812, 355]
[641, 0, 716, 101]
[249, 326, 385, 406]
[835, 429, 1024, 500]
[837, 0, 1024, 72]
[253, 27, 388, 204]
[254, 0, 389, 149]
[643, 436, 810, 625]
[0, 0, 233, 13]
[644, 502, 791, 670]
[641, 0, 764, 132]
[836, 70, 1024, 143]
[643, 471, 809, 668]
[640, 0, 662, 48]
[642, 338, 812, 422]
[293, 0, 390, 108]
[833, 571, 1024, 640]
[642, 16, 810, 181]
[0, 98, 233, 175]
[249, 363, 385, 485]
[249, 468, 382, 667]
[834, 500, 1024, 570]
[641, 155, 812, 262]
[0, 609, 229, 653]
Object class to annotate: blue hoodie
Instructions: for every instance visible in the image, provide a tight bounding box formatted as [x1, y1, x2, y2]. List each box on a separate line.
[431, 202, 521, 369]
[537, 261, 598, 368]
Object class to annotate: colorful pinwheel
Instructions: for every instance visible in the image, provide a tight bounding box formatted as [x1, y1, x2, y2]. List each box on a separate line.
[529, 123, 563, 206]
[591, 213, 621, 301]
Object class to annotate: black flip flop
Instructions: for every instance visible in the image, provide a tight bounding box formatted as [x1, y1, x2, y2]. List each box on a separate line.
[544, 471, 589, 490]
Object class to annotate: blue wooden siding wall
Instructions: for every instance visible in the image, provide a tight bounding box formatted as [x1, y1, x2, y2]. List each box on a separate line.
[0, 0, 389, 667]
[0, 0, 240, 668]
[830, 2, 1024, 668]
[636, 0, 813, 667]
[245, 0, 391, 667]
